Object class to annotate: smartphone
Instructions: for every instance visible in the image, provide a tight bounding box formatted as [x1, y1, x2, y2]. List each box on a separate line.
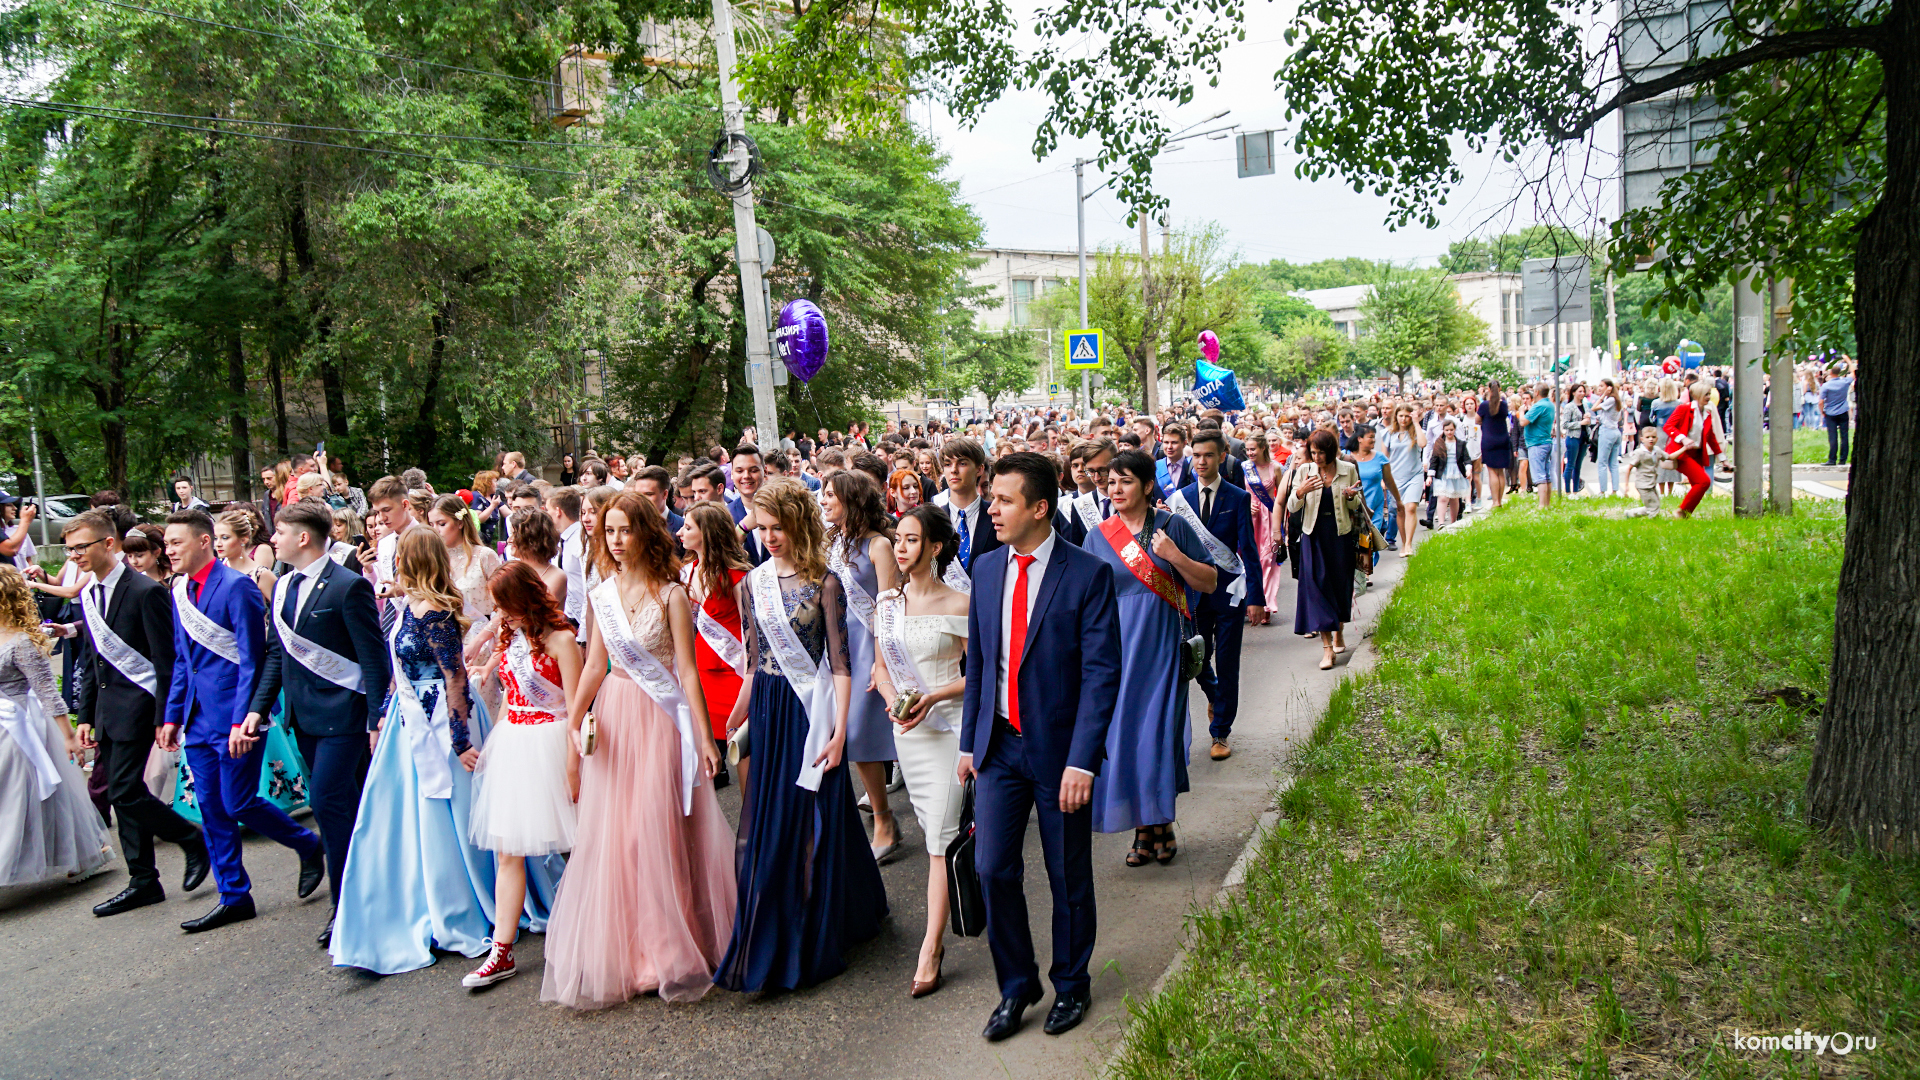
[352, 534, 368, 548]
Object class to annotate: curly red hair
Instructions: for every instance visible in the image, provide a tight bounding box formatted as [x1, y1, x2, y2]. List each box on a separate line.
[489, 560, 573, 656]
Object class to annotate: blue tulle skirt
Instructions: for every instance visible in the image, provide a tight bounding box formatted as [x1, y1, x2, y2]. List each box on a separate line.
[330, 690, 562, 975]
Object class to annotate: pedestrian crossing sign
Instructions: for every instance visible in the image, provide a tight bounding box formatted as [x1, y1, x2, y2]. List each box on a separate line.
[1065, 329, 1103, 370]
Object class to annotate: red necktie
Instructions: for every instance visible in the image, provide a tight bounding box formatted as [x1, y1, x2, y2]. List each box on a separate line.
[1007, 553, 1035, 733]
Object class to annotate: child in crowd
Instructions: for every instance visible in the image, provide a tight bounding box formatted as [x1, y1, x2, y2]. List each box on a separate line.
[1621, 426, 1668, 518]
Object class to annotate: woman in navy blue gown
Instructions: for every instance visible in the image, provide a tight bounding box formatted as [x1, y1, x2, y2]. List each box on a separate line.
[1083, 450, 1216, 867]
[715, 479, 887, 993]
[1286, 430, 1367, 671]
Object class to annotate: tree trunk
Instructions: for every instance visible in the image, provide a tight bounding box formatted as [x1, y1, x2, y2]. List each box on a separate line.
[226, 330, 253, 503]
[1805, 0, 1920, 853]
[90, 320, 130, 497]
[267, 345, 289, 456]
[39, 424, 82, 493]
[412, 300, 454, 470]
[287, 194, 349, 445]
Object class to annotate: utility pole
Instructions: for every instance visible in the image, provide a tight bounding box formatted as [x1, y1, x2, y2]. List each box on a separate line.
[1732, 269, 1765, 517]
[1768, 276, 1795, 516]
[1139, 213, 1158, 414]
[26, 383, 48, 547]
[1075, 159, 1091, 417]
[711, 0, 779, 446]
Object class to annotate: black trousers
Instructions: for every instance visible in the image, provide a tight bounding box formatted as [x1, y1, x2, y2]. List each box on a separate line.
[296, 730, 371, 904]
[96, 731, 199, 891]
[1825, 413, 1851, 464]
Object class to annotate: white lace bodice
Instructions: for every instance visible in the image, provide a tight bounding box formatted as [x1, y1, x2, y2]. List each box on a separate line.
[449, 544, 502, 622]
[0, 631, 63, 712]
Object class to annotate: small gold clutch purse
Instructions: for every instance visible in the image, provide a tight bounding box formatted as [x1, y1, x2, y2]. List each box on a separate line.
[580, 712, 598, 756]
[889, 689, 923, 722]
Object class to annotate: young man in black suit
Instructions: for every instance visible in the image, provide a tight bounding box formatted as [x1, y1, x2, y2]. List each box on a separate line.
[246, 501, 393, 947]
[58, 510, 209, 916]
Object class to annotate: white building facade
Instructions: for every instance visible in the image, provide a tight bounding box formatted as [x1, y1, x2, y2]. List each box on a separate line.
[1297, 273, 1596, 381]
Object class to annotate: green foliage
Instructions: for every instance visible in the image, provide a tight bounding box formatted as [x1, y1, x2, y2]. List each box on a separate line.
[1259, 256, 1395, 293]
[1439, 225, 1595, 275]
[1607, 273, 1736, 366]
[1113, 502, 1920, 1080]
[1431, 349, 1523, 394]
[1356, 271, 1488, 391]
[947, 329, 1042, 410]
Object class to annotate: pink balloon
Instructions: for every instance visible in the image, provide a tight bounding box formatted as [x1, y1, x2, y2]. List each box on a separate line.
[1199, 330, 1221, 363]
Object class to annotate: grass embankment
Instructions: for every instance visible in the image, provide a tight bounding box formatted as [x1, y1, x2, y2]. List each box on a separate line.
[1794, 425, 1842, 465]
[1116, 502, 1918, 1078]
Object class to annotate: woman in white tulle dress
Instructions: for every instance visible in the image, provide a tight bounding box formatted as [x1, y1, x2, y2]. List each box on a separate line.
[0, 566, 111, 887]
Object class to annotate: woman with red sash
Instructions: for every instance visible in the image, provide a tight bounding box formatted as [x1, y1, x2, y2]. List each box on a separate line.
[1082, 449, 1217, 867]
[677, 502, 752, 791]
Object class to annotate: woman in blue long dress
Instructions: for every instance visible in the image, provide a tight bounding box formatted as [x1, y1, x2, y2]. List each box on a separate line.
[1084, 450, 1217, 867]
[1348, 424, 1401, 542]
[820, 470, 903, 863]
[331, 528, 554, 975]
[1288, 431, 1367, 671]
[715, 480, 887, 993]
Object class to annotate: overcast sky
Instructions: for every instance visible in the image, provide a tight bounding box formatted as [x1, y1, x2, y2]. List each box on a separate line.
[923, 1, 1617, 267]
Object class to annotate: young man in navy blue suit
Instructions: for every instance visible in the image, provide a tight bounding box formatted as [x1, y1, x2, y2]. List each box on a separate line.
[246, 501, 392, 947]
[1176, 430, 1267, 761]
[959, 453, 1122, 1041]
[725, 445, 769, 564]
[162, 509, 326, 933]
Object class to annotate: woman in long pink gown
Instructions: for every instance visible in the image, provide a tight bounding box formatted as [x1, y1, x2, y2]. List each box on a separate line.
[1243, 431, 1286, 625]
[541, 493, 735, 1008]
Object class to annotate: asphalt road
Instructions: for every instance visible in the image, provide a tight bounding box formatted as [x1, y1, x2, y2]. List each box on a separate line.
[0, 545, 1413, 1080]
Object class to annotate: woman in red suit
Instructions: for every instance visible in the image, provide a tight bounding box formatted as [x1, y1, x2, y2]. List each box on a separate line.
[678, 502, 754, 790]
[1662, 381, 1724, 518]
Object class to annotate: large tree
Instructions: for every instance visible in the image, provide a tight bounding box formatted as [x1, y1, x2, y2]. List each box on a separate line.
[1355, 271, 1488, 391]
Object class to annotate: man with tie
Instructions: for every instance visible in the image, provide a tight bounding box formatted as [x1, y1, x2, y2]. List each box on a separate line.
[1175, 431, 1267, 761]
[1061, 439, 1116, 547]
[162, 509, 326, 933]
[725, 445, 770, 565]
[1195, 418, 1247, 488]
[1155, 422, 1194, 494]
[546, 486, 588, 639]
[933, 436, 993, 571]
[363, 475, 419, 637]
[959, 452, 1121, 1041]
[58, 510, 210, 916]
[247, 501, 392, 947]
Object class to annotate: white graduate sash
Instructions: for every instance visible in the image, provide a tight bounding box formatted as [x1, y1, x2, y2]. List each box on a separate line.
[1074, 491, 1102, 531]
[271, 575, 364, 692]
[941, 559, 972, 596]
[872, 592, 929, 696]
[0, 691, 62, 800]
[503, 629, 567, 715]
[748, 562, 838, 792]
[80, 582, 157, 698]
[1168, 490, 1248, 606]
[327, 541, 355, 566]
[696, 602, 748, 678]
[825, 538, 877, 633]
[589, 581, 702, 814]
[172, 577, 242, 665]
[386, 612, 456, 801]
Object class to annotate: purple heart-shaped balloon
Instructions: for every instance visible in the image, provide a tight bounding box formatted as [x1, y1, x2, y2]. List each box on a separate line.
[775, 299, 830, 383]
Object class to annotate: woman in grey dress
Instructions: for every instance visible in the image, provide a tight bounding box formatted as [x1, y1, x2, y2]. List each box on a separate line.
[0, 566, 112, 887]
[820, 470, 904, 863]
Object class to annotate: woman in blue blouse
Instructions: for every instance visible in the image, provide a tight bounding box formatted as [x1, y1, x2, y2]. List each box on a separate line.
[331, 528, 550, 974]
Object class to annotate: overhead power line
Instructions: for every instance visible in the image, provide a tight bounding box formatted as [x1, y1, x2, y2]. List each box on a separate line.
[3, 96, 590, 177]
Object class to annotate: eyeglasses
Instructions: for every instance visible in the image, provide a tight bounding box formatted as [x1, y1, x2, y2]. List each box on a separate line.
[66, 536, 112, 556]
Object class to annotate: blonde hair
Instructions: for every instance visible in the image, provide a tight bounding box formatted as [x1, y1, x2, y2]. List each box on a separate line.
[753, 477, 827, 585]
[217, 507, 258, 545]
[394, 528, 470, 636]
[1658, 378, 1678, 403]
[295, 472, 327, 498]
[0, 566, 50, 652]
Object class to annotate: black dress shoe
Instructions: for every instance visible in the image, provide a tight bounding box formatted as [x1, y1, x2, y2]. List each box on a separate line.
[317, 908, 336, 948]
[297, 848, 326, 899]
[1043, 991, 1091, 1035]
[93, 883, 165, 917]
[180, 835, 210, 893]
[181, 896, 256, 933]
[983, 992, 1043, 1042]
[712, 764, 732, 790]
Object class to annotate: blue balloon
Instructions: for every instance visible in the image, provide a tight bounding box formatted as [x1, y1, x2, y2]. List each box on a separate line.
[775, 299, 829, 383]
[1194, 358, 1245, 411]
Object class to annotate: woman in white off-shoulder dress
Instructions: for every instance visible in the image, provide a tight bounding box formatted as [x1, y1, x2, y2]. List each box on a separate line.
[870, 506, 969, 998]
[0, 566, 111, 887]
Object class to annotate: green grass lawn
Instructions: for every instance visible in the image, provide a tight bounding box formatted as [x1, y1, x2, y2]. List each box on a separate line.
[1113, 501, 1916, 1078]
[1794, 425, 1841, 465]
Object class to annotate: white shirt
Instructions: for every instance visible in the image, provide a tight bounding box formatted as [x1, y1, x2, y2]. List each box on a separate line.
[990, 530, 1094, 779]
[375, 528, 401, 591]
[558, 520, 587, 633]
[1196, 476, 1223, 521]
[286, 554, 330, 621]
[938, 488, 986, 551]
[89, 557, 128, 615]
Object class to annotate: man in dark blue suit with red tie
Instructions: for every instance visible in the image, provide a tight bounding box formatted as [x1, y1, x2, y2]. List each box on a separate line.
[1175, 430, 1267, 760]
[162, 509, 325, 933]
[959, 453, 1121, 1041]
